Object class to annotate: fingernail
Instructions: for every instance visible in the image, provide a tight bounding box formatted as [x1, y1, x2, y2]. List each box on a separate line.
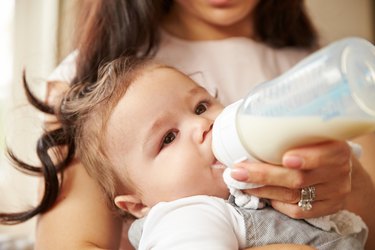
[230, 168, 249, 181]
[283, 155, 303, 168]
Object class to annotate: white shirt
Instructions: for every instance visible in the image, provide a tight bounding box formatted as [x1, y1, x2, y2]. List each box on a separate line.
[132, 195, 367, 250]
[138, 195, 246, 250]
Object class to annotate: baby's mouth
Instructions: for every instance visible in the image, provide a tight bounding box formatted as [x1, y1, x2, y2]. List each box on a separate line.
[211, 159, 226, 169]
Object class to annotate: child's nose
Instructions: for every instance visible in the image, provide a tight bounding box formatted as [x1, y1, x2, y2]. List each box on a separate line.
[192, 117, 213, 144]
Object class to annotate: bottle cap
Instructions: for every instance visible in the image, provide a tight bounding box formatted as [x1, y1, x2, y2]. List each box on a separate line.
[212, 100, 258, 168]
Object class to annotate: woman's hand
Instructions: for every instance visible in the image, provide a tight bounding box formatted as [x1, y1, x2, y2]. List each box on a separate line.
[231, 141, 352, 219]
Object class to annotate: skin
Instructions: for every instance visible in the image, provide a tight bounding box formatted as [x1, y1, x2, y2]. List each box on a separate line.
[37, 0, 375, 249]
[35, 159, 123, 249]
[162, 0, 259, 40]
[108, 66, 228, 216]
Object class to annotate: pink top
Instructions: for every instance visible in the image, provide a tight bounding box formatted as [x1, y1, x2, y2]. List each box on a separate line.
[49, 31, 309, 106]
[154, 30, 310, 105]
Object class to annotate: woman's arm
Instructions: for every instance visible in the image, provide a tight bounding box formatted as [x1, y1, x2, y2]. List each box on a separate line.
[35, 159, 124, 249]
[353, 133, 375, 187]
[346, 133, 375, 250]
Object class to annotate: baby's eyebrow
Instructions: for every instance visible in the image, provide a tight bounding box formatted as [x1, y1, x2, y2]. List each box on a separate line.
[141, 112, 170, 153]
[188, 85, 208, 96]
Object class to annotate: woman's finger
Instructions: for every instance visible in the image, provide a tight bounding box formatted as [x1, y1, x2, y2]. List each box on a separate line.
[231, 162, 313, 189]
[231, 162, 310, 189]
[271, 199, 344, 219]
[231, 162, 344, 189]
[233, 144, 352, 189]
[282, 141, 351, 170]
[244, 176, 351, 204]
[242, 186, 301, 203]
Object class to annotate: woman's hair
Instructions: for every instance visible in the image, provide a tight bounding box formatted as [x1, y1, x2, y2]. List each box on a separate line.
[253, 1, 318, 48]
[0, 58, 152, 223]
[73, 0, 318, 86]
[0, 0, 318, 224]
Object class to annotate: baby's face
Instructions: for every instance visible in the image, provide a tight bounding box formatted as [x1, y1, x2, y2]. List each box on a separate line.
[105, 66, 229, 207]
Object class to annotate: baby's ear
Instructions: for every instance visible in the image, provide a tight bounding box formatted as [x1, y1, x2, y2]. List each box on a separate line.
[114, 195, 150, 218]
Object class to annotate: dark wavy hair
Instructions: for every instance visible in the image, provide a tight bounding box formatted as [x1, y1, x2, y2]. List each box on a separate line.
[1, 57, 151, 224]
[0, 0, 317, 224]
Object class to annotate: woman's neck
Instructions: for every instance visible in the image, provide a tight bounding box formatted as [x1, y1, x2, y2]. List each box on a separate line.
[161, 7, 254, 41]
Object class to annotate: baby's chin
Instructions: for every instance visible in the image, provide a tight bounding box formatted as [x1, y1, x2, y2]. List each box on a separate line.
[209, 161, 230, 198]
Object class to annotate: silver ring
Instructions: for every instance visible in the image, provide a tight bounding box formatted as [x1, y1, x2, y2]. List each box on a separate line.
[298, 186, 316, 211]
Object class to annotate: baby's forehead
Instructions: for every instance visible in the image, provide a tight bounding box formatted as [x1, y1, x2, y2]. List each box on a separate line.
[121, 65, 212, 109]
[123, 62, 212, 102]
[141, 63, 184, 77]
[139, 63, 209, 93]
[133, 63, 199, 87]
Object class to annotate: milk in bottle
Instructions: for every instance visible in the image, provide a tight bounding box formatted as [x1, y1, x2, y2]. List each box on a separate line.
[212, 37, 375, 166]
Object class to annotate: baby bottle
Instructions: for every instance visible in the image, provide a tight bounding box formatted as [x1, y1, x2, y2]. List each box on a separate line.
[212, 37, 375, 167]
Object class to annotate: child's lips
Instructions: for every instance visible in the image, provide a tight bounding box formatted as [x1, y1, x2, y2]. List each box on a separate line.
[211, 160, 226, 169]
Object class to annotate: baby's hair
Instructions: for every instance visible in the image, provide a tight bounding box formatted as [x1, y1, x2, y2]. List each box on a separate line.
[66, 58, 163, 219]
[1, 57, 158, 224]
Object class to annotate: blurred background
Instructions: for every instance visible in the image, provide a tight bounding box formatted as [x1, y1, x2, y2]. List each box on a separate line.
[0, 0, 374, 247]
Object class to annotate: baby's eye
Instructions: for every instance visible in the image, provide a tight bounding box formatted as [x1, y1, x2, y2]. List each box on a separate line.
[195, 102, 209, 115]
[161, 130, 177, 149]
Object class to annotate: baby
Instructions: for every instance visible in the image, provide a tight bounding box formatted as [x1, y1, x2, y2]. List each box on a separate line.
[8, 57, 369, 249]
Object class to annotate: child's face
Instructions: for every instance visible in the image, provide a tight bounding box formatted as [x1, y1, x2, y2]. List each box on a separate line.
[105, 66, 229, 212]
